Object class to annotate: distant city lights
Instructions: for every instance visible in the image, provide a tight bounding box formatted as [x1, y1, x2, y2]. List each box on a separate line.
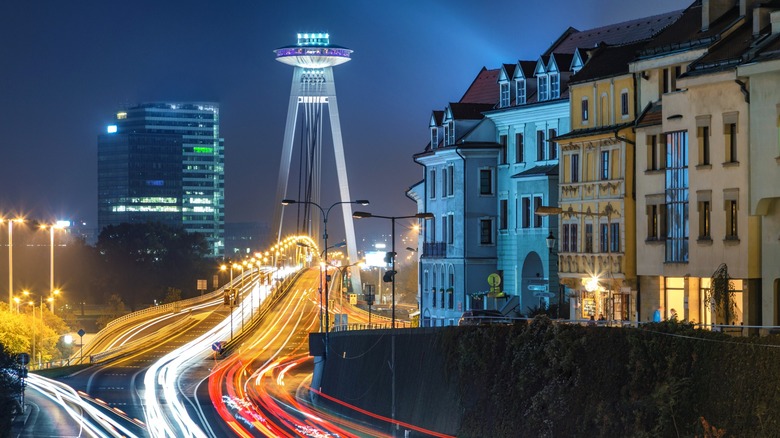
[106, 125, 117, 133]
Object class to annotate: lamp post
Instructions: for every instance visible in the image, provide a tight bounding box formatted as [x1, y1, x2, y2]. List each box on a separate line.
[3, 217, 24, 308]
[220, 264, 235, 340]
[41, 222, 67, 314]
[536, 204, 615, 321]
[281, 199, 369, 356]
[353, 210, 433, 437]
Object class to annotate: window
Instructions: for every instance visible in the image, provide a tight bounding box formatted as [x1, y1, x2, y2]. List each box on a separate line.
[479, 168, 493, 195]
[600, 150, 610, 180]
[585, 224, 594, 253]
[621, 91, 629, 117]
[522, 197, 531, 228]
[569, 224, 579, 252]
[447, 215, 454, 244]
[537, 130, 546, 161]
[499, 134, 508, 165]
[500, 82, 510, 108]
[726, 199, 738, 239]
[499, 200, 508, 230]
[697, 126, 710, 165]
[726, 123, 738, 163]
[647, 135, 658, 170]
[515, 132, 524, 163]
[516, 79, 526, 105]
[581, 99, 589, 122]
[562, 224, 570, 252]
[447, 165, 454, 196]
[533, 196, 542, 227]
[610, 222, 620, 253]
[571, 153, 580, 182]
[698, 200, 711, 239]
[445, 121, 454, 146]
[441, 216, 447, 244]
[429, 169, 436, 198]
[441, 167, 448, 197]
[431, 127, 438, 148]
[550, 73, 560, 99]
[548, 129, 558, 160]
[600, 223, 609, 253]
[538, 75, 548, 101]
[480, 219, 493, 244]
[646, 202, 667, 241]
[665, 131, 689, 263]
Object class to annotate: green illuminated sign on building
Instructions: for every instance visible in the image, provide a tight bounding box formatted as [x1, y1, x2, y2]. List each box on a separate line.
[193, 147, 213, 154]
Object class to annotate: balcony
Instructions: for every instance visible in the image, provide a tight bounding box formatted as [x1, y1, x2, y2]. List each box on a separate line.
[422, 242, 447, 258]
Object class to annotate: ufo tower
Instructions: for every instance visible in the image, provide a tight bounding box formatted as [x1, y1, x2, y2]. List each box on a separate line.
[272, 33, 361, 289]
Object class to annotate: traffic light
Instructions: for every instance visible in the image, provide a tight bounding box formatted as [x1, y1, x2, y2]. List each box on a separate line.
[383, 270, 397, 282]
[223, 290, 231, 305]
[384, 251, 397, 264]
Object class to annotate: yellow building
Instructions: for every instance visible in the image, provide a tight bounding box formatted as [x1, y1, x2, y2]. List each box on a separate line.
[553, 42, 643, 322]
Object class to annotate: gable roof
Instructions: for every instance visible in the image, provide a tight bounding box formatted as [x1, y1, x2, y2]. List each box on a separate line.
[636, 101, 663, 128]
[459, 67, 500, 104]
[570, 40, 648, 84]
[546, 10, 684, 55]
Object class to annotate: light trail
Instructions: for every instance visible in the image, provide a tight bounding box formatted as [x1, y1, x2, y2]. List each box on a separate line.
[26, 373, 142, 438]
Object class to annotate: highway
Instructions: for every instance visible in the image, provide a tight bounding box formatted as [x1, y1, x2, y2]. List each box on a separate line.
[14, 256, 396, 437]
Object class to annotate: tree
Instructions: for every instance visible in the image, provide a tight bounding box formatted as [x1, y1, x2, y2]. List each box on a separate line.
[0, 342, 23, 433]
[706, 264, 739, 325]
[96, 294, 128, 329]
[94, 222, 211, 308]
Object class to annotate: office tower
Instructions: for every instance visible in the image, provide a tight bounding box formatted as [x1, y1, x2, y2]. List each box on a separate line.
[98, 102, 225, 257]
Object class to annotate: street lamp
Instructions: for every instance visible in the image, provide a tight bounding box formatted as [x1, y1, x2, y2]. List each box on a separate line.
[281, 199, 369, 342]
[220, 264, 235, 340]
[352, 211, 434, 329]
[536, 204, 615, 321]
[40, 222, 68, 314]
[2, 217, 24, 308]
[353, 210, 433, 436]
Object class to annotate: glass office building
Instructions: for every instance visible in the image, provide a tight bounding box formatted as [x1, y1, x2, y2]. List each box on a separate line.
[98, 102, 225, 257]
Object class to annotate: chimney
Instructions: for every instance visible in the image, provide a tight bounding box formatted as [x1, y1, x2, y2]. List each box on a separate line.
[772, 10, 780, 34]
[702, 0, 737, 31]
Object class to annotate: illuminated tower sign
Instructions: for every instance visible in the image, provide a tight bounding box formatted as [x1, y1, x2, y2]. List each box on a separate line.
[272, 33, 362, 291]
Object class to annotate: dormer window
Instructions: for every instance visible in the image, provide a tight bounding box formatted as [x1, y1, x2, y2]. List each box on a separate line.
[538, 74, 548, 101]
[516, 79, 526, 105]
[499, 82, 510, 108]
[444, 120, 454, 146]
[431, 127, 438, 149]
[550, 73, 560, 99]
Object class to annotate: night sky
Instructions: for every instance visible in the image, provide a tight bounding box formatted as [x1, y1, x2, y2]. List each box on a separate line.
[0, 0, 690, 241]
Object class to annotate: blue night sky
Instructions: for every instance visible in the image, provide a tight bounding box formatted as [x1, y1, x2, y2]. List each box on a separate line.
[0, 0, 690, 238]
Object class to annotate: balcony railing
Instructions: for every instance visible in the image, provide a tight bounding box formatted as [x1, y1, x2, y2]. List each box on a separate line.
[422, 241, 447, 258]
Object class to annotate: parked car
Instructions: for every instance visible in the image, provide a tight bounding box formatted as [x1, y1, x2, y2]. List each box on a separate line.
[458, 309, 511, 326]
